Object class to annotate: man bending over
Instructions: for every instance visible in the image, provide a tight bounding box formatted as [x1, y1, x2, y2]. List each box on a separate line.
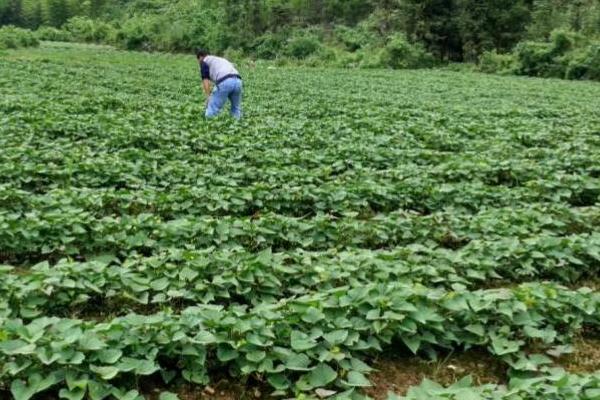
[196, 49, 243, 119]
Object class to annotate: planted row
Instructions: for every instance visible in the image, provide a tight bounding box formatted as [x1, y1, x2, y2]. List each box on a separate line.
[0, 282, 598, 398]
[2, 232, 600, 319]
[1, 132, 597, 189]
[1, 203, 599, 262]
[1, 170, 597, 217]
[390, 369, 600, 400]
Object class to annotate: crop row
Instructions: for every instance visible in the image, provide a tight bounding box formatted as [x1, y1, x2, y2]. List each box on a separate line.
[1, 203, 599, 262]
[1, 232, 600, 319]
[0, 282, 598, 398]
[2, 151, 596, 215]
[5, 81, 598, 151]
[0, 169, 598, 218]
[390, 369, 600, 400]
[1, 133, 598, 187]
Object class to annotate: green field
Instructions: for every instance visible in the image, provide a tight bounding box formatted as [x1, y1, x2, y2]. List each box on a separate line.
[0, 43, 599, 400]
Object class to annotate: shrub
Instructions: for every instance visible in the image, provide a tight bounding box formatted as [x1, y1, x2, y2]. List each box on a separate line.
[158, 7, 228, 53]
[0, 26, 39, 50]
[252, 33, 285, 60]
[333, 24, 378, 52]
[114, 15, 161, 51]
[222, 48, 245, 64]
[514, 30, 584, 79]
[550, 29, 581, 54]
[478, 50, 518, 74]
[332, 48, 362, 68]
[379, 34, 435, 69]
[35, 26, 73, 42]
[565, 43, 600, 81]
[285, 35, 322, 59]
[514, 41, 562, 77]
[63, 17, 116, 43]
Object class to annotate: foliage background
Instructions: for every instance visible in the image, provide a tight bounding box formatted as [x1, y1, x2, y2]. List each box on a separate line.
[1, 0, 600, 77]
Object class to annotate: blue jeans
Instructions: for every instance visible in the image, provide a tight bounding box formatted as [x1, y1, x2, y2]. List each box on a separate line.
[205, 78, 243, 119]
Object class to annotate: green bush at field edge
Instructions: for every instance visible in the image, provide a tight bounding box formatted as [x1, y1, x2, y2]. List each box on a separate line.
[0, 26, 39, 50]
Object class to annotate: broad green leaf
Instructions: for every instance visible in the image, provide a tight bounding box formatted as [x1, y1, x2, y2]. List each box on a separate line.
[246, 350, 266, 363]
[345, 371, 371, 387]
[291, 331, 317, 351]
[285, 353, 312, 371]
[324, 330, 348, 345]
[159, 392, 180, 400]
[90, 365, 120, 380]
[59, 388, 86, 400]
[217, 344, 239, 362]
[305, 363, 337, 389]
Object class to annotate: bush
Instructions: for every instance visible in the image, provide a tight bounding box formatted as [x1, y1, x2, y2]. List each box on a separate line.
[478, 50, 518, 74]
[63, 17, 116, 43]
[35, 26, 73, 42]
[514, 41, 555, 76]
[252, 33, 285, 60]
[379, 34, 435, 69]
[514, 30, 584, 79]
[566, 43, 600, 81]
[333, 24, 378, 52]
[0, 26, 39, 50]
[285, 35, 322, 59]
[114, 15, 161, 51]
[550, 29, 581, 54]
[158, 7, 228, 53]
[222, 48, 245, 64]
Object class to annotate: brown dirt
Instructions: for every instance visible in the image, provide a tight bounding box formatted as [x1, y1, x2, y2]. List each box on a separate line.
[364, 349, 506, 399]
[559, 336, 600, 374]
[142, 377, 268, 400]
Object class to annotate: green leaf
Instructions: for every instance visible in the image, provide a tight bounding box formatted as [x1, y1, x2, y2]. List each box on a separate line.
[267, 374, 290, 390]
[10, 380, 36, 400]
[112, 389, 142, 400]
[302, 307, 326, 323]
[66, 371, 89, 390]
[285, 353, 312, 371]
[150, 277, 170, 291]
[401, 335, 421, 354]
[88, 381, 113, 400]
[344, 371, 371, 387]
[9, 373, 61, 400]
[324, 330, 348, 345]
[90, 365, 120, 380]
[97, 349, 123, 364]
[0, 340, 36, 355]
[305, 363, 338, 389]
[79, 333, 106, 351]
[59, 388, 86, 400]
[291, 331, 317, 351]
[217, 344, 239, 362]
[246, 350, 267, 363]
[465, 324, 485, 337]
[159, 392, 180, 400]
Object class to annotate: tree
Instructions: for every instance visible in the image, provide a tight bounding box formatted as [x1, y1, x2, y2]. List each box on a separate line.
[457, 0, 531, 61]
[0, 0, 24, 26]
[23, 0, 43, 28]
[397, 0, 463, 61]
[46, 0, 71, 27]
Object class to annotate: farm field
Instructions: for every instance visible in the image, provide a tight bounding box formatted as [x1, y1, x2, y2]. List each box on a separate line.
[0, 42, 599, 399]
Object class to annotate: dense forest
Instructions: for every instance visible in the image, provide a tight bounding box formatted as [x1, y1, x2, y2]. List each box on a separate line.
[1, 0, 600, 79]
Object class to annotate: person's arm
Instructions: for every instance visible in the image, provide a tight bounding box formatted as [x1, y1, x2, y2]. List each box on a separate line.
[200, 62, 212, 104]
[202, 79, 212, 97]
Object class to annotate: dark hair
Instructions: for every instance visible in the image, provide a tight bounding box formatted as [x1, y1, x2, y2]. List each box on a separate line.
[195, 48, 208, 58]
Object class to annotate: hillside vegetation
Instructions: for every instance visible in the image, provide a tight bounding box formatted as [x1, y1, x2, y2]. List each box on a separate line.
[1, 0, 600, 79]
